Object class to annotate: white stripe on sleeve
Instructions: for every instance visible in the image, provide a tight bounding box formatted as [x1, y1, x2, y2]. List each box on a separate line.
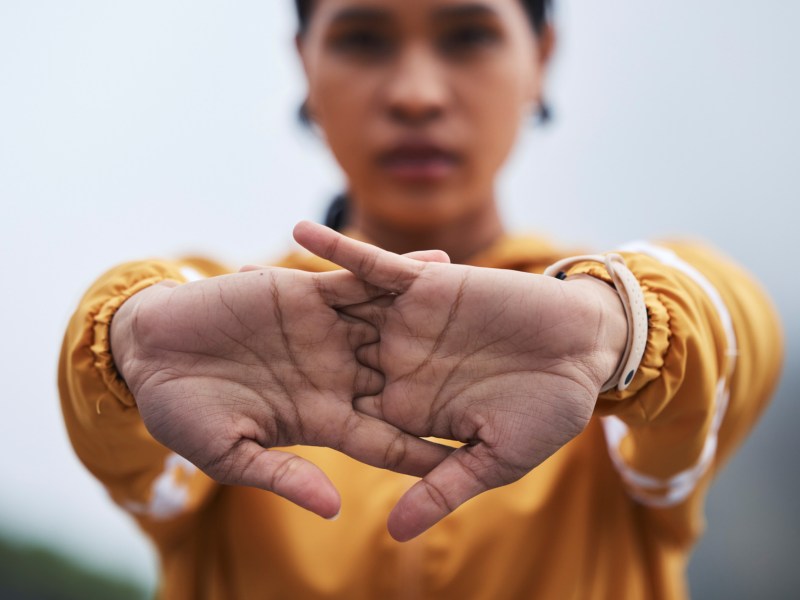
[600, 241, 737, 507]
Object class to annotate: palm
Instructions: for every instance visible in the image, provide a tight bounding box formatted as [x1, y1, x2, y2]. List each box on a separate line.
[112, 267, 451, 518]
[295, 221, 622, 539]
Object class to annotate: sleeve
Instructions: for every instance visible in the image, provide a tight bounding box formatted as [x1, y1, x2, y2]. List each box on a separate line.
[565, 241, 783, 523]
[58, 258, 228, 543]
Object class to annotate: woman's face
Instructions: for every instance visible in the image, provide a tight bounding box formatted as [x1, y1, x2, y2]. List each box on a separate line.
[298, 0, 551, 230]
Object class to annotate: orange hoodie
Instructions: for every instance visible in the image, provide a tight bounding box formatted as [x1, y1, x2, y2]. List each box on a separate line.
[58, 234, 782, 599]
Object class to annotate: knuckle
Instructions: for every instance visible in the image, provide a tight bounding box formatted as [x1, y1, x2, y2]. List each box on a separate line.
[268, 454, 302, 491]
[358, 250, 379, 278]
[382, 431, 408, 472]
[421, 479, 457, 514]
[203, 452, 235, 485]
[463, 445, 511, 487]
[205, 439, 258, 487]
[326, 236, 341, 261]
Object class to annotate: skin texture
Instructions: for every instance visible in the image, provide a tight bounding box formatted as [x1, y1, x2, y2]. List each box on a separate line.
[110, 267, 453, 519]
[108, 0, 627, 536]
[294, 220, 627, 540]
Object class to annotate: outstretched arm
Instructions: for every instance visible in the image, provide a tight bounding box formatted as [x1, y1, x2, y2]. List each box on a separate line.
[58, 259, 223, 542]
[60, 257, 454, 535]
[109, 265, 457, 518]
[295, 222, 783, 545]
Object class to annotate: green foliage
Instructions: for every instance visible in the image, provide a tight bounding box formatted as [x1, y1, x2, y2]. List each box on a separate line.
[0, 534, 149, 600]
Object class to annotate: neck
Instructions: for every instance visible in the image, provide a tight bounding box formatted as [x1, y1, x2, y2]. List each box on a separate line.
[348, 198, 505, 265]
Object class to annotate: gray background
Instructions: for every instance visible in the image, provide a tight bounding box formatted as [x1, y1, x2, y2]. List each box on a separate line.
[0, 0, 797, 597]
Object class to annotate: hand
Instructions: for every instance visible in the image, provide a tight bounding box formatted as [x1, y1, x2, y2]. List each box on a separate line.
[294, 221, 627, 539]
[110, 266, 452, 519]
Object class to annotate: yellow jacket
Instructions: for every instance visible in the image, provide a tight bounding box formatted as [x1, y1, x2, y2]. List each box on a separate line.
[58, 234, 782, 599]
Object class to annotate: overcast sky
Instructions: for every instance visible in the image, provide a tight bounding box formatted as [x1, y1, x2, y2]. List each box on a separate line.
[1, 1, 798, 596]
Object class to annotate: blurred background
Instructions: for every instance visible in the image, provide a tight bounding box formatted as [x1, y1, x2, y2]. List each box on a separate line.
[0, 0, 797, 597]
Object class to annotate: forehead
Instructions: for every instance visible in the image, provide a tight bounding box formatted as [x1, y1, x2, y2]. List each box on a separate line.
[308, 0, 524, 26]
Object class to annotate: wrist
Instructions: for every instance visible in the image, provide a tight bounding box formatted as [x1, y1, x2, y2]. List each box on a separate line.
[546, 252, 648, 393]
[563, 275, 628, 390]
[110, 281, 178, 392]
[109, 291, 141, 388]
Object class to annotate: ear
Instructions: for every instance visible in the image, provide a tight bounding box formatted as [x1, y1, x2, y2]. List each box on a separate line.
[537, 24, 556, 70]
[295, 33, 318, 126]
[295, 33, 311, 79]
[525, 24, 556, 108]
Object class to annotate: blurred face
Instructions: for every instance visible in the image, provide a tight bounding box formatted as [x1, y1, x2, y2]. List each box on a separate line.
[298, 0, 549, 230]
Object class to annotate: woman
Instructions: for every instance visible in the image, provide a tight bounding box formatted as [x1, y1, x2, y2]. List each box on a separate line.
[58, 0, 782, 598]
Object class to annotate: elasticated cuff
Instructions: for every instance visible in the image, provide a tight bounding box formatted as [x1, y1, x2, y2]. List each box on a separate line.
[563, 260, 671, 420]
[90, 272, 184, 409]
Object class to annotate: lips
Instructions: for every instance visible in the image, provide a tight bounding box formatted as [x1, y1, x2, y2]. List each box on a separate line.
[378, 141, 460, 182]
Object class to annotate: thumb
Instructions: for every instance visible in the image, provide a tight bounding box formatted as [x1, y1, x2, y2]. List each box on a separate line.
[208, 442, 341, 520]
[387, 444, 503, 542]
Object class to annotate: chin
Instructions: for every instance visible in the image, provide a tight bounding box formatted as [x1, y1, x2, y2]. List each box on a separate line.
[373, 189, 470, 231]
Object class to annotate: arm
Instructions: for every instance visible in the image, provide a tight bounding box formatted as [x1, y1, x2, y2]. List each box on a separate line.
[568, 241, 783, 526]
[293, 222, 783, 542]
[59, 256, 454, 541]
[58, 259, 220, 543]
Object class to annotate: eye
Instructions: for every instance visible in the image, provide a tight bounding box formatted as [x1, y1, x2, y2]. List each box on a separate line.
[331, 29, 393, 58]
[439, 25, 501, 55]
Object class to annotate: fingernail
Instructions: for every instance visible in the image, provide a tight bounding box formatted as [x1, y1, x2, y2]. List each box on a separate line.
[326, 510, 341, 522]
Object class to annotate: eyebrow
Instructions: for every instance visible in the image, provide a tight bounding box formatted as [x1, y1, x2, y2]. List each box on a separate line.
[432, 3, 500, 20]
[330, 7, 392, 26]
[329, 3, 499, 26]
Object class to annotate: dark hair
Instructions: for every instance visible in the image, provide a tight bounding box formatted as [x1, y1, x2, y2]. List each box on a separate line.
[294, 0, 554, 230]
[294, 0, 552, 35]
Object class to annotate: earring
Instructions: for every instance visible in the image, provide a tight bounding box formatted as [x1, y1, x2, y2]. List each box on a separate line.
[298, 99, 313, 126]
[538, 100, 552, 124]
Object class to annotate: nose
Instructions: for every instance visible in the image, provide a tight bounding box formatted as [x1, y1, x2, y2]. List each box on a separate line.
[384, 45, 447, 126]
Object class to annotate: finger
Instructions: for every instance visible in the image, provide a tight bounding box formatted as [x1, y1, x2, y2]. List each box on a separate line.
[403, 249, 451, 264]
[352, 394, 385, 420]
[338, 411, 453, 478]
[208, 442, 341, 519]
[345, 318, 380, 348]
[387, 444, 502, 541]
[294, 220, 426, 293]
[314, 269, 392, 308]
[353, 364, 384, 398]
[355, 342, 381, 371]
[338, 295, 394, 327]
[239, 264, 269, 273]
[353, 393, 432, 439]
